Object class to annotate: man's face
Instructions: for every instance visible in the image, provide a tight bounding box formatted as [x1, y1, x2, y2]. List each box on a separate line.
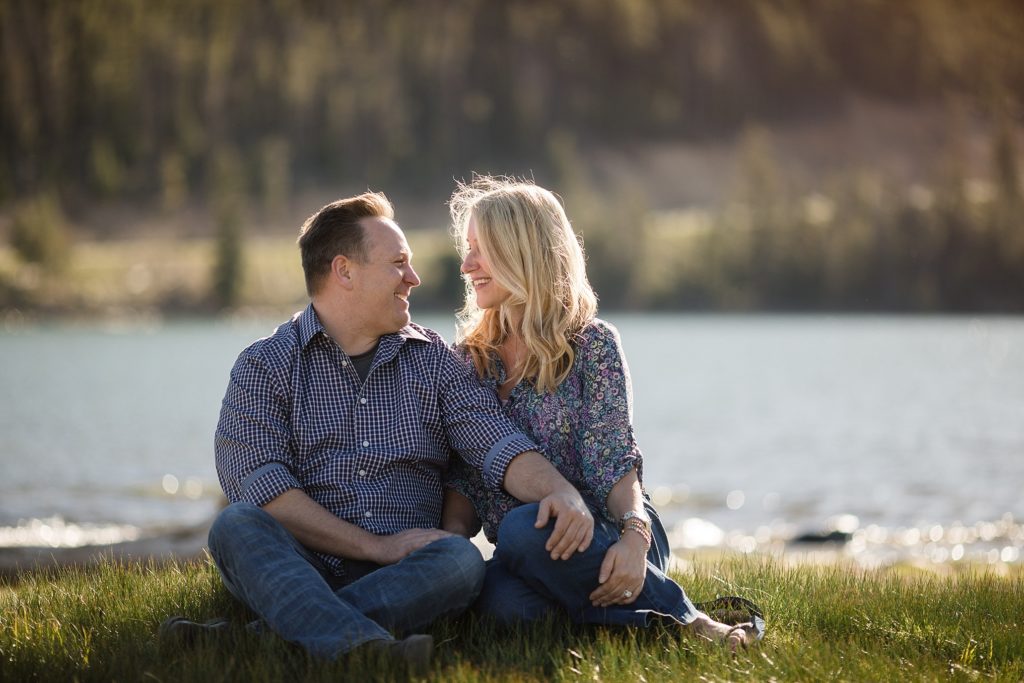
[350, 217, 421, 335]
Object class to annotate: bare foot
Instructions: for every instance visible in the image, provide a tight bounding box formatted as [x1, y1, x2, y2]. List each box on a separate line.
[687, 613, 756, 653]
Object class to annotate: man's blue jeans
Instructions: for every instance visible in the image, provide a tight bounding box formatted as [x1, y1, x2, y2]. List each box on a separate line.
[476, 502, 698, 626]
[207, 502, 486, 659]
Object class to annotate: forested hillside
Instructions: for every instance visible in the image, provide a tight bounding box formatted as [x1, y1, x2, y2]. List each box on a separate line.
[1, 0, 1022, 312]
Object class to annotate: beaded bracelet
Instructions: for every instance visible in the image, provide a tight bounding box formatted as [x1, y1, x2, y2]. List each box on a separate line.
[621, 519, 652, 550]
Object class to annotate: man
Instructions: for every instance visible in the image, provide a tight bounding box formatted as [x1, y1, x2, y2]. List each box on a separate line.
[161, 192, 594, 668]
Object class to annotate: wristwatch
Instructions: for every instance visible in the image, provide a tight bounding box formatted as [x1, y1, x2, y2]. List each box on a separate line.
[620, 510, 651, 532]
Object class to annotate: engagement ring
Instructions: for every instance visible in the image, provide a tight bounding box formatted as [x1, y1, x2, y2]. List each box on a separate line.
[622, 589, 633, 598]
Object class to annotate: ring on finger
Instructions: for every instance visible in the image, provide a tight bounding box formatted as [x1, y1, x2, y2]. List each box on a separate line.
[622, 589, 633, 598]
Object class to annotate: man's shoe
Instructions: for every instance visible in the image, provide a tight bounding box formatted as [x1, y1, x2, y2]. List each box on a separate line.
[158, 616, 231, 651]
[361, 634, 433, 672]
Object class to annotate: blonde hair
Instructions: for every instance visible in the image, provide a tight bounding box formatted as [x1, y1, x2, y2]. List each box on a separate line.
[450, 176, 598, 393]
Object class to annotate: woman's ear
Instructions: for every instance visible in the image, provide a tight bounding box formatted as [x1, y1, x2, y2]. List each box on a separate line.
[331, 254, 354, 289]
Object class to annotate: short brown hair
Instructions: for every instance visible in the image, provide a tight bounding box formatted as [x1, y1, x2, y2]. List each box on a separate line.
[297, 192, 394, 295]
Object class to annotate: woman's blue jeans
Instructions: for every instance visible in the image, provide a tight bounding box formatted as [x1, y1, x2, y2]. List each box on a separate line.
[477, 501, 697, 626]
[207, 502, 486, 659]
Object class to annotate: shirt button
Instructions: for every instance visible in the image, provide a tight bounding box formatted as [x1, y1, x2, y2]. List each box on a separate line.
[359, 398, 367, 405]
[341, 360, 348, 366]
[362, 440, 369, 448]
[358, 469, 367, 476]
[364, 511, 373, 518]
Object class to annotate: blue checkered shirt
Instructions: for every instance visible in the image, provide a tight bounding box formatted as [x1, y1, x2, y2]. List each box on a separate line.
[214, 303, 537, 575]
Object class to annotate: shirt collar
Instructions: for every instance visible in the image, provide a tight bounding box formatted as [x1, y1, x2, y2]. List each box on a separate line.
[396, 324, 430, 343]
[295, 302, 323, 349]
[295, 302, 431, 349]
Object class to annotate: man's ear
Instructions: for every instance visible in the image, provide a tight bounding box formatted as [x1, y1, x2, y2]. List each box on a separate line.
[331, 254, 355, 289]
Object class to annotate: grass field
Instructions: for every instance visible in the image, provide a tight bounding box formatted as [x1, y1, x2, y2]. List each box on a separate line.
[1, 555, 1021, 682]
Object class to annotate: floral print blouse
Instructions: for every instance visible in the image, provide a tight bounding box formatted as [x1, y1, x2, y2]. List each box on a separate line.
[447, 318, 644, 543]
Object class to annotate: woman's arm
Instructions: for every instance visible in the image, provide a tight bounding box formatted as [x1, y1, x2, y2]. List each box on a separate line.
[575, 321, 643, 515]
[605, 468, 647, 526]
[441, 487, 482, 538]
[589, 468, 651, 607]
[572, 322, 652, 606]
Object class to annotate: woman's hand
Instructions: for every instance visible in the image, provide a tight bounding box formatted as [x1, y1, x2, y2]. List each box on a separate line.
[588, 530, 648, 607]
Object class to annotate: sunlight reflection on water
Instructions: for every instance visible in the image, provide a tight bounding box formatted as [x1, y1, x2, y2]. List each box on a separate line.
[1, 313, 1022, 567]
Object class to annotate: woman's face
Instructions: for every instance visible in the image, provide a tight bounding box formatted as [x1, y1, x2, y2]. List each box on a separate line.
[461, 216, 511, 310]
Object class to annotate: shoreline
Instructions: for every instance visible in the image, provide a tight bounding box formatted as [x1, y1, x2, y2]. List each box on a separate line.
[3, 521, 1021, 582]
[0, 522, 211, 580]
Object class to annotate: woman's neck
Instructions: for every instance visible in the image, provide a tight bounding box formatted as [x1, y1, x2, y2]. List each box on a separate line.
[496, 329, 525, 400]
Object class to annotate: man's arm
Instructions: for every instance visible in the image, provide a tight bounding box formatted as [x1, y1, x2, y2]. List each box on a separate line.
[265, 489, 452, 565]
[436, 345, 594, 559]
[502, 451, 595, 560]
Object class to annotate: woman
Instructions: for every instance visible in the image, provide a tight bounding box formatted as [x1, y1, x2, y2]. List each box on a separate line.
[441, 176, 761, 649]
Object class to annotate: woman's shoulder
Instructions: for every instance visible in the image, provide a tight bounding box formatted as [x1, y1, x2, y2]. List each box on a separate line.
[574, 317, 623, 351]
[451, 340, 473, 363]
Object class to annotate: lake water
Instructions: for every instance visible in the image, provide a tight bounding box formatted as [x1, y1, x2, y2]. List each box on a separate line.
[2, 313, 1022, 568]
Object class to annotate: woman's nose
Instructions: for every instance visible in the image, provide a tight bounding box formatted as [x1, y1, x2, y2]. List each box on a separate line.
[461, 252, 476, 273]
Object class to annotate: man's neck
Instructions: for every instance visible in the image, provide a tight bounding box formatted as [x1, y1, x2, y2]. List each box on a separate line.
[311, 299, 382, 357]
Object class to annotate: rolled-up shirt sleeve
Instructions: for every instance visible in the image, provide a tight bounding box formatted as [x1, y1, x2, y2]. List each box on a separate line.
[214, 350, 300, 507]
[438, 346, 537, 490]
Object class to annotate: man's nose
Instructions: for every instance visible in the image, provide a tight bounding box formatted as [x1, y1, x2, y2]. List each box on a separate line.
[406, 264, 421, 287]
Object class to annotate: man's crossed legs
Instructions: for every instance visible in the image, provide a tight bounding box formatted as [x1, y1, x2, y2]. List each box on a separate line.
[162, 502, 485, 666]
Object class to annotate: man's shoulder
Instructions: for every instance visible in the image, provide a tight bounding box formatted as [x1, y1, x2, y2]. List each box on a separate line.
[398, 322, 483, 384]
[238, 311, 304, 365]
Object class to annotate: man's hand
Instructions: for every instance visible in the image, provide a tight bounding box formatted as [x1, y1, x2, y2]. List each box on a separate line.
[502, 451, 594, 560]
[369, 528, 455, 565]
[589, 531, 648, 606]
[534, 488, 594, 560]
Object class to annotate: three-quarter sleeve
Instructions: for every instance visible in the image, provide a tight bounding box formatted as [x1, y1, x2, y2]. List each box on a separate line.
[575, 321, 642, 509]
[214, 349, 301, 507]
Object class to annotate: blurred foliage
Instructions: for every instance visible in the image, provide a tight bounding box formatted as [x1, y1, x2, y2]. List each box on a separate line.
[1, 0, 1023, 313]
[9, 193, 71, 271]
[2, 0, 1021, 201]
[572, 119, 1024, 312]
[210, 208, 243, 311]
[208, 147, 245, 310]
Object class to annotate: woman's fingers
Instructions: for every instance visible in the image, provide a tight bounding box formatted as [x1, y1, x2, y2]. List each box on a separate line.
[590, 543, 647, 606]
[597, 546, 616, 584]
